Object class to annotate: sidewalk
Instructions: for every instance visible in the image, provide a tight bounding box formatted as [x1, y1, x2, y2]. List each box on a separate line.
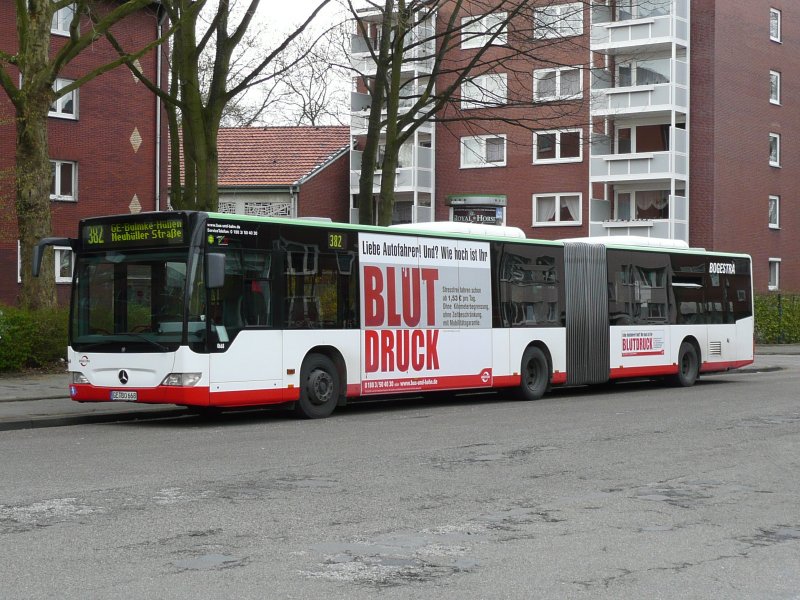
[0, 345, 798, 431]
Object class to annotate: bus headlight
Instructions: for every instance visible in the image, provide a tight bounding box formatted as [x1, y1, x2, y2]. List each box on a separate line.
[161, 373, 202, 387]
[71, 372, 90, 384]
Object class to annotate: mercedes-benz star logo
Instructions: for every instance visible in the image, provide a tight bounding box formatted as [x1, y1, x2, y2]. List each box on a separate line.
[118, 370, 129, 385]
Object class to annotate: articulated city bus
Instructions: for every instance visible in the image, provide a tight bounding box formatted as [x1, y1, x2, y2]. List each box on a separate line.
[34, 211, 754, 418]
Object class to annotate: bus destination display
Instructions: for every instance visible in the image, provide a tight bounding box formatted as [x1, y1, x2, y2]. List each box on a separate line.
[82, 217, 185, 249]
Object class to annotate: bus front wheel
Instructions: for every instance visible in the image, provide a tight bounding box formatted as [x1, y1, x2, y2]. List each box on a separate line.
[670, 342, 699, 387]
[295, 353, 340, 419]
[517, 346, 550, 401]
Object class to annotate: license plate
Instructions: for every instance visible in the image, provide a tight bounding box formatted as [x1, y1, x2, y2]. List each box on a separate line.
[110, 390, 138, 402]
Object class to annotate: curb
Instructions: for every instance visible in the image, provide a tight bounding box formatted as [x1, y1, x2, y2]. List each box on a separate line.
[0, 407, 189, 432]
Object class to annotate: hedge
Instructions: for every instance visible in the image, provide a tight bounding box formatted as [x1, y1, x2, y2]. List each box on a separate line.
[0, 305, 69, 371]
[754, 293, 800, 344]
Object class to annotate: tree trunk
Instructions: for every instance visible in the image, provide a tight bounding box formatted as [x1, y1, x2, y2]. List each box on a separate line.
[16, 98, 56, 309]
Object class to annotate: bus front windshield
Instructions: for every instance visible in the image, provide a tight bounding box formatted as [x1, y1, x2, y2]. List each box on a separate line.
[70, 249, 201, 352]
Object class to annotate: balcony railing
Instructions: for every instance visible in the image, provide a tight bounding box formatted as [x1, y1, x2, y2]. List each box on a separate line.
[590, 127, 688, 183]
[589, 194, 689, 242]
[591, 61, 688, 115]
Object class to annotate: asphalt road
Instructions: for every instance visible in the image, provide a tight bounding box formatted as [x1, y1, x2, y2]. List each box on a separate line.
[1, 361, 799, 599]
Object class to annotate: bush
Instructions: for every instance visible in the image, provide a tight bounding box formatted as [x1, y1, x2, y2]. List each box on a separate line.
[754, 293, 800, 344]
[0, 305, 69, 372]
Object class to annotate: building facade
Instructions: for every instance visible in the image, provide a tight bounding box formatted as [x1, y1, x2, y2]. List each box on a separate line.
[349, 0, 799, 292]
[0, 2, 168, 305]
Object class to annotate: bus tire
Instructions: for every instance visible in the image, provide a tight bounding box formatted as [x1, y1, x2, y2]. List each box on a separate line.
[670, 341, 699, 387]
[295, 353, 339, 419]
[517, 346, 550, 401]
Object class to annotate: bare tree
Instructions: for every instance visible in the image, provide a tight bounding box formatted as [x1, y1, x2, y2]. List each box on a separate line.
[268, 27, 351, 126]
[0, 0, 172, 308]
[347, 0, 591, 225]
[112, 0, 333, 211]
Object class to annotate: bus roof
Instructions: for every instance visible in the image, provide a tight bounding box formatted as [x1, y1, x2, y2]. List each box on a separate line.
[389, 221, 527, 239]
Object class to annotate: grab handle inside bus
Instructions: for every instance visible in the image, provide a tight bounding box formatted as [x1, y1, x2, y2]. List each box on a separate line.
[206, 252, 225, 288]
[32, 237, 74, 277]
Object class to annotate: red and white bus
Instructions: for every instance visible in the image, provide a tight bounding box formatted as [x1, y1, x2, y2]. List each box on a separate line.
[35, 211, 754, 418]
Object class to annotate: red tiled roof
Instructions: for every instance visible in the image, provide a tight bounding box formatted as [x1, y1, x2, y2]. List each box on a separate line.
[215, 126, 350, 187]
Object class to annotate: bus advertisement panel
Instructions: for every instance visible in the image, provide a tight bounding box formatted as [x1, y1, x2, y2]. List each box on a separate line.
[358, 232, 493, 394]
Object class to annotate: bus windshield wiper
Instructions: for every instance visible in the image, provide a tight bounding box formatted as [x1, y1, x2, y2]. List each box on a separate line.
[115, 332, 170, 351]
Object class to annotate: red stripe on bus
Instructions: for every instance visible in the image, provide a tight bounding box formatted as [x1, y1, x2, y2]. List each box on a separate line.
[700, 359, 754, 373]
[70, 384, 211, 406]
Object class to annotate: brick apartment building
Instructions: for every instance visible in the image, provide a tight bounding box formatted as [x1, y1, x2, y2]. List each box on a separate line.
[349, 0, 799, 292]
[0, 1, 168, 305]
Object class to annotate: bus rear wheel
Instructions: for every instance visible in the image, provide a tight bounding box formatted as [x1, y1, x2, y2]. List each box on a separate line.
[295, 353, 340, 419]
[670, 341, 699, 387]
[517, 346, 550, 401]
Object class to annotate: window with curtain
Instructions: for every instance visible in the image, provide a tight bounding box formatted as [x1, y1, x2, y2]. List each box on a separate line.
[533, 193, 581, 226]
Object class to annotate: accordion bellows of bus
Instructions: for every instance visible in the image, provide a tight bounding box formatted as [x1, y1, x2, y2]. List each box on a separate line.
[34, 212, 754, 418]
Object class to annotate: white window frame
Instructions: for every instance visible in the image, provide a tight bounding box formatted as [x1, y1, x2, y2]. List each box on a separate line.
[461, 73, 508, 109]
[49, 78, 79, 120]
[51, 3, 76, 36]
[770, 8, 782, 43]
[55, 246, 74, 284]
[770, 70, 781, 105]
[533, 128, 583, 164]
[534, 2, 583, 40]
[533, 66, 583, 102]
[769, 133, 781, 167]
[768, 258, 781, 291]
[460, 134, 507, 169]
[461, 12, 507, 49]
[532, 192, 582, 226]
[16, 242, 73, 283]
[50, 160, 77, 201]
[769, 195, 780, 229]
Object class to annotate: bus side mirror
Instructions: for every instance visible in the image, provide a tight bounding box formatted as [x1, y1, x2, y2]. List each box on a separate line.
[206, 252, 225, 289]
[32, 237, 74, 277]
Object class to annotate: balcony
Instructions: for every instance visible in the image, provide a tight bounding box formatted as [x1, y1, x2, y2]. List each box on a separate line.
[351, 111, 433, 136]
[591, 0, 688, 54]
[349, 146, 433, 194]
[590, 127, 687, 184]
[591, 61, 688, 117]
[589, 194, 689, 242]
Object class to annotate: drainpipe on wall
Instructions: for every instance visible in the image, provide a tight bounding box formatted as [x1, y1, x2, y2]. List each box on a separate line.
[155, 10, 166, 212]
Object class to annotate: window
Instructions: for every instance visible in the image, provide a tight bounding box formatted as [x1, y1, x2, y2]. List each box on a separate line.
[770, 70, 781, 104]
[769, 195, 780, 229]
[770, 8, 781, 42]
[614, 190, 672, 221]
[461, 134, 507, 168]
[615, 124, 671, 154]
[49, 78, 78, 119]
[534, 129, 582, 163]
[533, 67, 582, 101]
[617, 0, 670, 21]
[534, 2, 583, 39]
[50, 160, 77, 201]
[461, 73, 508, 109]
[461, 12, 507, 49]
[533, 193, 581, 226]
[617, 58, 670, 86]
[51, 3, 76, 36]
[769, 133, 781, 167]
[55, 247, 74, 283]
[769, 258, 780, 291]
